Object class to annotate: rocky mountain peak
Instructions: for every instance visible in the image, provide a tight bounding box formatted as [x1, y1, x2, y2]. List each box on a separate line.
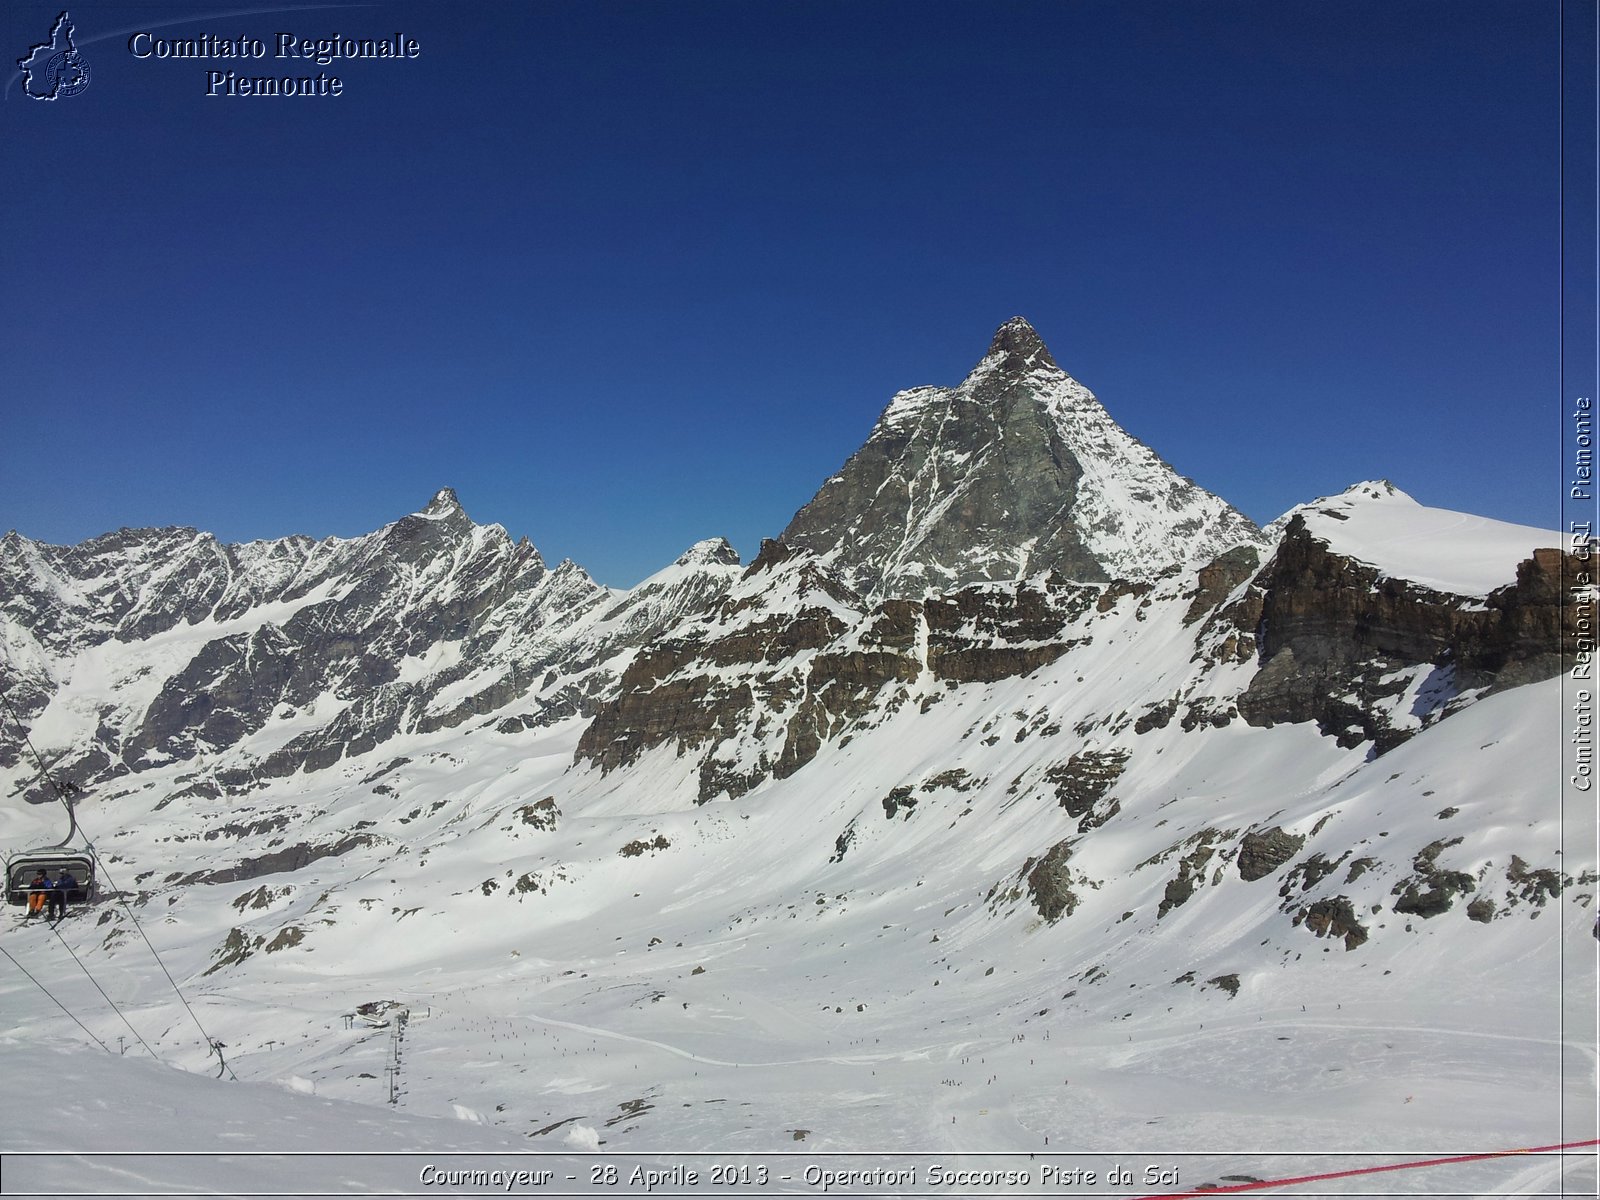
[383, 488, 477, 557]
[423, 487, 465, 517]
[985, 315, 1057, 373]
[778, 320, 1264, 598]
[676, 538, 741, 568]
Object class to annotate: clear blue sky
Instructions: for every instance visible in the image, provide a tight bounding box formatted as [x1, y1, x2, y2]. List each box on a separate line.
[2, 1, 1585, 586]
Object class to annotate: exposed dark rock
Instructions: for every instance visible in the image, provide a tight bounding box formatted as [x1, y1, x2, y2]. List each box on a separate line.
[1184, 545, 1261, 625]
[1134, 700, 1177, 734]
[1203, 973, 1240, 997]
[924, 578, 1096, 685]
[264, 925, 305, 953]
[1097, 579, 1151, 613]
[579, 573, 1097, 801]
[230, 885, 288, 912]
[203, 927, 256, 975]
[361, 757, 412, 784]
[619, 835, 670, 857]
[1239, 524, 1583, 751]
[1024, 839, 1079, 922]
[1237, 826, 1306, 882]
[1344, 856, 1378, 884]
[1391, 838, 1475, 918]
[579, 602, 853, 781]
[517, 797, 560, 831]
[1045, 749, 1129, 831]
[1505, 855, 1565, 905]
[829, 820, 857, 863]
[744, 538, 800, 577]
[920, 768, 981, 793]
[202, 814, 291, 842]
[175, 834, 379, 887]
[1158, 830, 1232, 918]
[1279, 851, 1350, 898]
[168, 779, 222, 803]
[1296, 896, 1369, 950]
[697, 754, 769, 805]
[881, 786, 917, 820]
[1179, 697, 1237, 731]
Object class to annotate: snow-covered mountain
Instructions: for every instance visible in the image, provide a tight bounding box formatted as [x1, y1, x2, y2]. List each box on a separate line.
[780, 317, 1265, 597]
[0, 489, 740, 801]
[1, 321, 1593, 1196]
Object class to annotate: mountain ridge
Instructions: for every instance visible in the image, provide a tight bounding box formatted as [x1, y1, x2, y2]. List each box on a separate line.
[0, 320, 1590, 1169]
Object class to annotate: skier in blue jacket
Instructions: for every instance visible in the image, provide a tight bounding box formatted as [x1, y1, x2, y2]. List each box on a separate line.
[46, 871, 72, 920]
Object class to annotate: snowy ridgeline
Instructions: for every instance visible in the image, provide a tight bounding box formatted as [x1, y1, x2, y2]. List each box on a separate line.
[0, 321, 1594, 1194]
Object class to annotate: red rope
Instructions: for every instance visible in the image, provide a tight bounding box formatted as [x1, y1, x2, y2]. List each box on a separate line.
[1138, 1138, 1600, 1198]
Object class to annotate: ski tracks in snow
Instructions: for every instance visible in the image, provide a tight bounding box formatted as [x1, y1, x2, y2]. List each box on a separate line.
[515, 1007, 985, 1072]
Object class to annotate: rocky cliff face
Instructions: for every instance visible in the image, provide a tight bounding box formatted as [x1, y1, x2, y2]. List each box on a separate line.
[576, 479, 1579, 820]
[779, 317, 1265, 598]
[574, 550, 1107, 803]
[1234, 490, 1585, 753]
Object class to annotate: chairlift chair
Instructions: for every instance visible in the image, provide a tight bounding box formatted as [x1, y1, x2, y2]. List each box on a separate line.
[4, 779, 96, 906]
[6, 851, 95, 905]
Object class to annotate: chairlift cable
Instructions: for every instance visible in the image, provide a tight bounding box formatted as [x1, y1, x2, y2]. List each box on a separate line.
[0, 663, 74, 796]
[1, 661, 232, 1078]
[0, 682, 83, 831]
[90, 856, 237, 1079]
[48, 921, 162, 1061]
[0, 942, 112, 1053]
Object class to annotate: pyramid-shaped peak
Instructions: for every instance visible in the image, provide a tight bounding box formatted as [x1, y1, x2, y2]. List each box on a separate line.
[423, 487, 464, 517]
[778, 317, 1264, 596]
[986, 316, 1057, 370]
[675, 537, 741, 568]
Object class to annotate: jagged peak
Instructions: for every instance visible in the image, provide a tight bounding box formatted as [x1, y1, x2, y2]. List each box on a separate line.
[382, 487, 475, 553]
[421, 487, 465, 518]
[983, 315, 1057, 373]
[675, 538, 741, 568]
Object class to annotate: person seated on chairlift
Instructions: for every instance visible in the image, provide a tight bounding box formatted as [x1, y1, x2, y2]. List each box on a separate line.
[27, 870, 49, 918]
[46, 872, 68, 921]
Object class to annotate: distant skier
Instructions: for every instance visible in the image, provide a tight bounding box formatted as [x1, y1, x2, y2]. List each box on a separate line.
[26, 870, 48, 918]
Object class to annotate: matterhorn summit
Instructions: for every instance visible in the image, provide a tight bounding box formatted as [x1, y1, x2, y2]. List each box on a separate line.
[778, 317, 1265, 598]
